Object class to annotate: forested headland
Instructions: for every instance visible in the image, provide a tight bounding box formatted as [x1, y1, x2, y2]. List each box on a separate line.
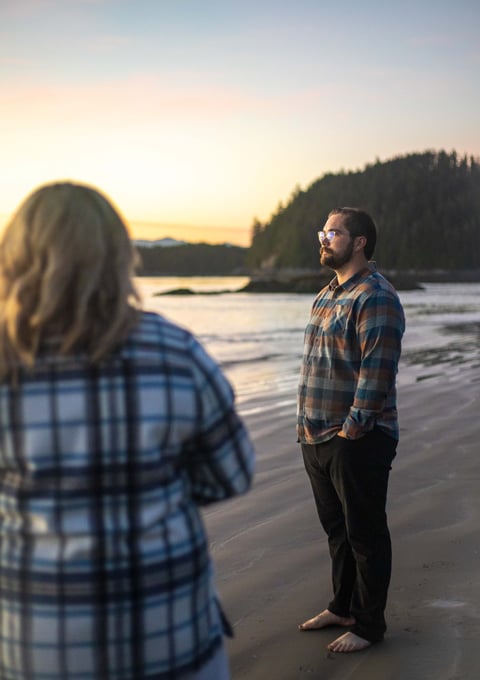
[135, 150, 480, 287]
[247, 150, 480, 271]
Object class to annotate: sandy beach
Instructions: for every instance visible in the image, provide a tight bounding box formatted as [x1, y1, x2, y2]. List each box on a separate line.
[204, 342, 480, 680]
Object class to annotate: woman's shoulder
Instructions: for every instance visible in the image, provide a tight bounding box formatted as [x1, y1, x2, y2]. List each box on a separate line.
[119, 311, 222, 384]
[125, 310, 193, 351]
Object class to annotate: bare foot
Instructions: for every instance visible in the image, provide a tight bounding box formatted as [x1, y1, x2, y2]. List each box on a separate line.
[327, 631, 371, 653]
[298, 609, 355, 631]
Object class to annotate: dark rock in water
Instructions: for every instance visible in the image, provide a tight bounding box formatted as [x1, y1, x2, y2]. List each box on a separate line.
[154, 288, 196, 296]
[153, 272, 424, 296]
[239, 275, 331, 294]
[240, 272, 423, 293]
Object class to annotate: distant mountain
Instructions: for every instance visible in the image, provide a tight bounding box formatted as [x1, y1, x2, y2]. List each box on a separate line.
[133, 237, 187, 248]
[134, 237, 243, 249]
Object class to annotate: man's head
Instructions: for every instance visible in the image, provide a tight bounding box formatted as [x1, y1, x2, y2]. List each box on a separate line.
[326, 207, 377, 259]
[318, 207, 377, 272]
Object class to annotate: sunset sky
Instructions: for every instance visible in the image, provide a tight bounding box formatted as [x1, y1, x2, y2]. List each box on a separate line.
[1, 0, 479, 246]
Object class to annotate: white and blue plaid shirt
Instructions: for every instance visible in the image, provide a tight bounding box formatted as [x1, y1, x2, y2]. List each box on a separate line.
[0, 311, 255, 679]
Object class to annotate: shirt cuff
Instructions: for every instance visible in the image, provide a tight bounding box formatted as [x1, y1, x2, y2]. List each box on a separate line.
[343, 407, 377, 439]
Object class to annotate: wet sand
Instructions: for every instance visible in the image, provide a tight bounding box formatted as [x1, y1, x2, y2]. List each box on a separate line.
[205, 343, 480, 679]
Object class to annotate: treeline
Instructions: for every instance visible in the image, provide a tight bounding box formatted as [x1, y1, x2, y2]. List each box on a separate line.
[248, 150, 480, 271]
[135, 150, 480, 276]
[136, 242, 247, 276]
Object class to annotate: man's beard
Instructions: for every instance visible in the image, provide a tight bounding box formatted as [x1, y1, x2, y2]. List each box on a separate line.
[320, 239, 354, 269]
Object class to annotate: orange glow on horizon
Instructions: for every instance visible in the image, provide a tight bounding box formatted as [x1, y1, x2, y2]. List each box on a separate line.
[128, 220, 252, 247]
[0, 213, 252, 248]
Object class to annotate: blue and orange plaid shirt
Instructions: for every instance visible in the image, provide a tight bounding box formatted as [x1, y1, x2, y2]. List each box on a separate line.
[297, 264, 405, 443]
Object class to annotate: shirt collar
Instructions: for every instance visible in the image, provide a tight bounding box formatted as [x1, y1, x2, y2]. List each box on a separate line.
[328, 261, 377, 292]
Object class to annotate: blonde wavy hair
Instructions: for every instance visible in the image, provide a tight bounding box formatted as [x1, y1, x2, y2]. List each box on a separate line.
[0, 181, 141, 379]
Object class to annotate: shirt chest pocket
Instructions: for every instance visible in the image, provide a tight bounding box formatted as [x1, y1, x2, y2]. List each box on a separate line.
[320, 301, 352, 336]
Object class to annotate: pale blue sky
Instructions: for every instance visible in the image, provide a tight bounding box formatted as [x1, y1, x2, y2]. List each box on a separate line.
[1, 0, 479, 243]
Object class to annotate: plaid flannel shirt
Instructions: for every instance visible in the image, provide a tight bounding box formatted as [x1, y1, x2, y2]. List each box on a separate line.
[0, 311, 254, 680]
[297, 264, 405, 444]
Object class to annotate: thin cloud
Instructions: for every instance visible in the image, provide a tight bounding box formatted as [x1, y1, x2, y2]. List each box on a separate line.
[1, 0, 64, 17]
[0, 74, 295, 124]
[407, 32, 459, 48]
[0, 57, 34, 66]
[468, 48, 480, 63]
[1, 0, 110, 19]
[88, 34, 135, 52]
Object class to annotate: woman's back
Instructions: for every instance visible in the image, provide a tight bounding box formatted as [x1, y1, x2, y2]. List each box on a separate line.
[0, 182, 254, 680]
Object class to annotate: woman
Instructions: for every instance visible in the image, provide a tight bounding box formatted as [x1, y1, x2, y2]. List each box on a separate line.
[0, 182, 255, 679]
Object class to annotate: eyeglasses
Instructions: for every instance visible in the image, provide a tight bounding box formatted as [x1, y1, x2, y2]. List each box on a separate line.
[318, 229, 347, 244]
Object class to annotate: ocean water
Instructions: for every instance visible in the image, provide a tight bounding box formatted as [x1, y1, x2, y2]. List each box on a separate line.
[136, 277, 480, 412]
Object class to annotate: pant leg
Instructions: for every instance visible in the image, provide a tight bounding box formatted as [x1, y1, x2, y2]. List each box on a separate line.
[301, 440, 356, 618]
[329, 429, 397, 642]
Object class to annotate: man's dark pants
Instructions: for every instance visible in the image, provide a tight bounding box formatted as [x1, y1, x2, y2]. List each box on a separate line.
[301, 428, 397, 643]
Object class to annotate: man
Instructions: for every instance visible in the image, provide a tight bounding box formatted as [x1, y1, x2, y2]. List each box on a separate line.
[297, 207, 405, 653]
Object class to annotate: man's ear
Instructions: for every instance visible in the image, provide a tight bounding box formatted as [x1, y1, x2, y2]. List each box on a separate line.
[354, 235, 367, 252]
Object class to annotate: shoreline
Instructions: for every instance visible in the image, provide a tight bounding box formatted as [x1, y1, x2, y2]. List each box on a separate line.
[141, 269, 480, 296]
